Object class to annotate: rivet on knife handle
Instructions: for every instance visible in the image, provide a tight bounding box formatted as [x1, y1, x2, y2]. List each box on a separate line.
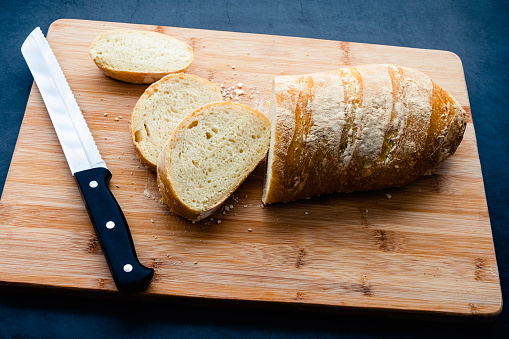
[74, 167, 154, 294]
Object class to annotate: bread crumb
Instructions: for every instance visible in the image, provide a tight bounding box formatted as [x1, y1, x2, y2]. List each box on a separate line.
[217, 220, 222, 224]
[244, 205, 248, 208]
[237, 83, 243, 88]
[151, 219, 155, 223]
[103, 113, 108, 117]
[394, 165, 400, 169]
[304, 211, 309, 215]
[229, 204, 234, 209]
[144, 184, 152, 199]
[167, 254, 171, 259]
[116, 184, 120, 188]
[119, 115, 123, 119]
[114, 117, 119, 121]
[386, 193, 392, 199]
[224, 205, 230, 212]
[194, 261, 198, 264]
[248, 228, 253, 232]
[231, 65, 236, 69]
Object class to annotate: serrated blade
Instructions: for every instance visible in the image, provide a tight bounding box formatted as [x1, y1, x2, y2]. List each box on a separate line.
[21, 27, 106, 174]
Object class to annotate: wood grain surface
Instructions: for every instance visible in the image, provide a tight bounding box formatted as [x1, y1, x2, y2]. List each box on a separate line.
[0, 19, 501, 317]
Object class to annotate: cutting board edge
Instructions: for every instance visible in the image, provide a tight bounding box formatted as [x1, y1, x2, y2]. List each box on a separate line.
[0, 277, 502, 319]
[47, 18, 463, 56]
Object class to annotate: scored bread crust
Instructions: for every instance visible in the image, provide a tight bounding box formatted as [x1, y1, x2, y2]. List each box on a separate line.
[262, 64, 468, 204]
[89, 29, 194, 84]
[157, 101, 271, 221]
[131, 73, 223, 172]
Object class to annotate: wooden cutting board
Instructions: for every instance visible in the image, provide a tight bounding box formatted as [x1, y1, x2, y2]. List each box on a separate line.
[0, 19, 501, 317]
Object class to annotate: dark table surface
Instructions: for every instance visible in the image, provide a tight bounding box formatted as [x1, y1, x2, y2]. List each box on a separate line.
[1, 0, 508, 337]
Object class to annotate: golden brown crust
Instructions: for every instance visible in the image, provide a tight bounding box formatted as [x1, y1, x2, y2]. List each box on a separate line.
[263, 64, 468, 204]
[95, 66, 192, 84]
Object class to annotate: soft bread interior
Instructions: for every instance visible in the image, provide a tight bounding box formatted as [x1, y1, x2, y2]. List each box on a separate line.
[163, 102, 270, 213]
[132, 74, 222, 170]
[90, 30, 193, 73]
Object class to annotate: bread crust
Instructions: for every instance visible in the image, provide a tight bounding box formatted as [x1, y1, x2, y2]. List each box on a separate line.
[131, 73, 222, 172]
[158, 101, 271, 221]
[262, 64, 468, 204]
[89, 29, 194, 84]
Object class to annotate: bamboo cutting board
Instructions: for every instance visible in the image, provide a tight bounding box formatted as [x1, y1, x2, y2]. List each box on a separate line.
[0, 19, 501, 317]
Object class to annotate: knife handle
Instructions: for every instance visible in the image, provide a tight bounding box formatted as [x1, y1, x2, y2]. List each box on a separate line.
[74, 167, 154, 294]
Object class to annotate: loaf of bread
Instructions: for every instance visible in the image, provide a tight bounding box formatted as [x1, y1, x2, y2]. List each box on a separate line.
[89, 29, 194, 84]
[262, 64, 468, 204]
[158, 101, 271, 221]
[131, 73, 223, 172]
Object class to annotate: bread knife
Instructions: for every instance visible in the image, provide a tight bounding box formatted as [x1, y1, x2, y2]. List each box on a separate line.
[21, 27, 154, 293]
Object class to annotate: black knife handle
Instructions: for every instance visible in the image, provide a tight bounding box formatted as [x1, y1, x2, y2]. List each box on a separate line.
[74, 167, 154, 294]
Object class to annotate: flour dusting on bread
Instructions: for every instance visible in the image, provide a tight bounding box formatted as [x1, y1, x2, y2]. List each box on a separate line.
[263, 64, 467, 204]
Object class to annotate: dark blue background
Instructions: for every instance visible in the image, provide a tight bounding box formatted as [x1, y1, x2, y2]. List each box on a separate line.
[1, 0, 508, 337]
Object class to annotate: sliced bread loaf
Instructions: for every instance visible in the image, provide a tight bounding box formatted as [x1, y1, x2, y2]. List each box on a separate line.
[157, 101, 271, 221]
[131, 73, 223, 172]
[262, 64, 467, 204]
[89, 29, 194, 84]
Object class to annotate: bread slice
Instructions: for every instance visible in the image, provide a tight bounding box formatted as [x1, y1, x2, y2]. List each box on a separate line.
[157, 101, 271, 221]
[89, 29, 194, 84]
[131, 73, 223, 172]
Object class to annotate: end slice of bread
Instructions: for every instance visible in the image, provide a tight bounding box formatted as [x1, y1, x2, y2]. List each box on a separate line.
[157, 101, 271, 221]
[89, 29, 194, 84]
[131, 73, 223, 172]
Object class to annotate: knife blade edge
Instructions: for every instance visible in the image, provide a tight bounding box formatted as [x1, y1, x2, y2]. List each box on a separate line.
[22, 27, 106, 173]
